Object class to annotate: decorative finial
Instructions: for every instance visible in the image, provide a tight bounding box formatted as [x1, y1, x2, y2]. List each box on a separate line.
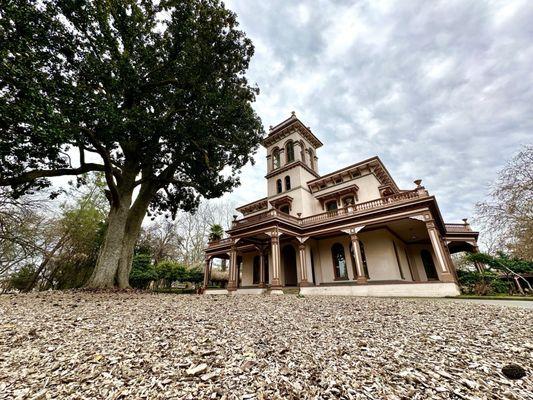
[269, 125, 273, 130]
[291, 111, 296, 117]
[297, 212, 302, 218]
[233, 215, 238, 221]
[462, 218, 468, 225]
[414, 179, 422, 188]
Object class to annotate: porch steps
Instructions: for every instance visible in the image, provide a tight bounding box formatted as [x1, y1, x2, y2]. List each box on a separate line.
[282, 287, 301, 295]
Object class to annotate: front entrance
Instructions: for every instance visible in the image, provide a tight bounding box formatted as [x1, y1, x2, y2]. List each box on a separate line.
[282, 245, 298, 286]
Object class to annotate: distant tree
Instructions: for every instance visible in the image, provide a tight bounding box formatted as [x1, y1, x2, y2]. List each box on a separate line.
[0, 0, 263, 289]
[464, 252, 533, 294]
[208, 224, 224, 242]
[475, 145, 533, 260]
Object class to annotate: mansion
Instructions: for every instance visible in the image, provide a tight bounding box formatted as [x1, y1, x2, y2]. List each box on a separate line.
[204, 113, 480, 297]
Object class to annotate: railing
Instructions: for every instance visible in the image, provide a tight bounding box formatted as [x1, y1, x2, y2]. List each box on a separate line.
[207, 237, 232, 248]
[300, 189, 421, 225]
[223, 189, 423, 233]
[445, 223, 473, 233]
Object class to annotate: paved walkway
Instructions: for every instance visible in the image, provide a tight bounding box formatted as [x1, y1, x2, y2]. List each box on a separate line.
[440, 298, 533, 309]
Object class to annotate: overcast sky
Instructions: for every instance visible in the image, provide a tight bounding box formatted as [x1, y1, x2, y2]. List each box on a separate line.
[221, 0, 533, 224]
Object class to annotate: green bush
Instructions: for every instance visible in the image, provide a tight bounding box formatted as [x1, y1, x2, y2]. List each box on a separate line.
[130, 254, 157, 289]
[457, 270, 511, 295]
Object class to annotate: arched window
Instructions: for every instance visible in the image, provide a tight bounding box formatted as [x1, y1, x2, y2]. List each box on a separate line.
[286, 141, 295, 163]
[326, 200, 338, 211]
[360, 241, 369, 277]
[272, 148, 281, 169]
[331, 243, 348, 279]
[253, 255, 260, 284]
[421, 249, 438, 280]
[308, 149, 314, 170]
[285, 175, 291, 191]
[276, 179, 282, 194]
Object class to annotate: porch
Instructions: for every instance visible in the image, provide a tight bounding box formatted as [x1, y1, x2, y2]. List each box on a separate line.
[204, 210, 471, 297]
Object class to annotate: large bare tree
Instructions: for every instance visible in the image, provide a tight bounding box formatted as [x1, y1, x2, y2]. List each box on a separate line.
[475, 145, 533, 260]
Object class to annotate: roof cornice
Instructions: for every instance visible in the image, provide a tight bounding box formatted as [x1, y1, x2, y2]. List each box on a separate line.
[262, 114, 323, 149]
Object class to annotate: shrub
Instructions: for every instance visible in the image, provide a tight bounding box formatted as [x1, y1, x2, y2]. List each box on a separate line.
[130, 254, 157, 289]
[457, 270, 511, 295]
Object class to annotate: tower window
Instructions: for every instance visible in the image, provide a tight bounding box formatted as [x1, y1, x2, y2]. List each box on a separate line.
[272, 149, 281, 169]
[286, 141, 295, 163]
[276, 179, 282, 194]
[285, 176, 291, 191]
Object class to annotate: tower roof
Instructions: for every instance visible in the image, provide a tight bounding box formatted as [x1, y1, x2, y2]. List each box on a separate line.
[262, 112, 323, 148]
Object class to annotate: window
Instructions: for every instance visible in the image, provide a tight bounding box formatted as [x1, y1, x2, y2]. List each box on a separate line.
[342, 196, 355, 206]
[279, 205, 290, 214]
[421, 249, 438, 280]
[308, 149, 314, 169]
[351, 170, 361, 178]
[285, 176, 291, 191]
[326, 201, 338, 211]
[272, 149, 281, 169]
[253, 255, 260, 284]
[286, 141, 295, 163]
[360, 241, 369, 277]
[276, 179, 282, 193]
[331, 243, 348, 279]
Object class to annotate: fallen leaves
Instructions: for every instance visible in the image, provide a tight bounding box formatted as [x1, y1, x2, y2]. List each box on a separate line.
[0, 292, 531, 399]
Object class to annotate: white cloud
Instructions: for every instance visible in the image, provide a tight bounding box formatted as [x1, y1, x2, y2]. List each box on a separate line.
[222, 0, 533, 226]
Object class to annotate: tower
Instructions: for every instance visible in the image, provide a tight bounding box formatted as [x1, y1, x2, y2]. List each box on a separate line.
[261, 112, 323, 216]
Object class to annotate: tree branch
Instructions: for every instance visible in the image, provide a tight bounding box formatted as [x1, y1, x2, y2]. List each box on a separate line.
[0, 163, 108, 187]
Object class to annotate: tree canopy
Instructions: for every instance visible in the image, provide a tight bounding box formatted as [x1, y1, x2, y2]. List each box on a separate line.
[0, 0, 264, 288]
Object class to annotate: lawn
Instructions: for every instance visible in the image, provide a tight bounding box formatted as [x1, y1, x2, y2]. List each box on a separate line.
[0, 292, 531, 399]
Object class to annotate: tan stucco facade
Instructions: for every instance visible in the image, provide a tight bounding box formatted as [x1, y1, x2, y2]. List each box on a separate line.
[204, 114, 479, 297]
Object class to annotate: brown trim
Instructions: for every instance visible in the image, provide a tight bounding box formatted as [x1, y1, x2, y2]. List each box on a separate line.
[307, 156, 400, 192]
[392, 241, 405, 279]
[404, 248, 415, 281]
[265, 160, 320, 179]
[263, 116, 323, 148]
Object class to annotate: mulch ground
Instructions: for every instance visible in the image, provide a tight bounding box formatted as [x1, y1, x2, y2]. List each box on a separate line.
[0, 292, 531, 399]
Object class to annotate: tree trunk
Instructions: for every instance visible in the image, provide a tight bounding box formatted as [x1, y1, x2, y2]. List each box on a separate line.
[85, 202, 131, 288]
[116, 183, 156, 288]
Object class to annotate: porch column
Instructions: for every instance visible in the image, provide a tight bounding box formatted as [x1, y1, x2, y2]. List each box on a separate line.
[270, 234, 282, 289]
[203, 257, 211, 288]
[258, 248, 266, 288]
[227, 244, 238, 291]
[298, 242, 311, 287]
[350, 234, 368, 284]
[472, 245, 485, 272]
[425, 219, 455, 283]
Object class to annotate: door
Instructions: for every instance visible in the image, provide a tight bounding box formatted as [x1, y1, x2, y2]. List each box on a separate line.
[282, 245, 298, 286]
[420, 250, 438, 280]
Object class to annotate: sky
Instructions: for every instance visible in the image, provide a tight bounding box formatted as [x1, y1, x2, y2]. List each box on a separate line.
[220, 0, 533, 224]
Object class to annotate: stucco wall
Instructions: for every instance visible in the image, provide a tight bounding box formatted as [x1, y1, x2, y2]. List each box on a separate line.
[301, 282, 461, 297]
[316, 236, 356, 283]
[358, 229, 403, 281]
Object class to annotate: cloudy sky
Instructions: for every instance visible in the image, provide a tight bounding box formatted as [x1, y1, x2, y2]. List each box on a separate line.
[220, 0, 533, 224]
